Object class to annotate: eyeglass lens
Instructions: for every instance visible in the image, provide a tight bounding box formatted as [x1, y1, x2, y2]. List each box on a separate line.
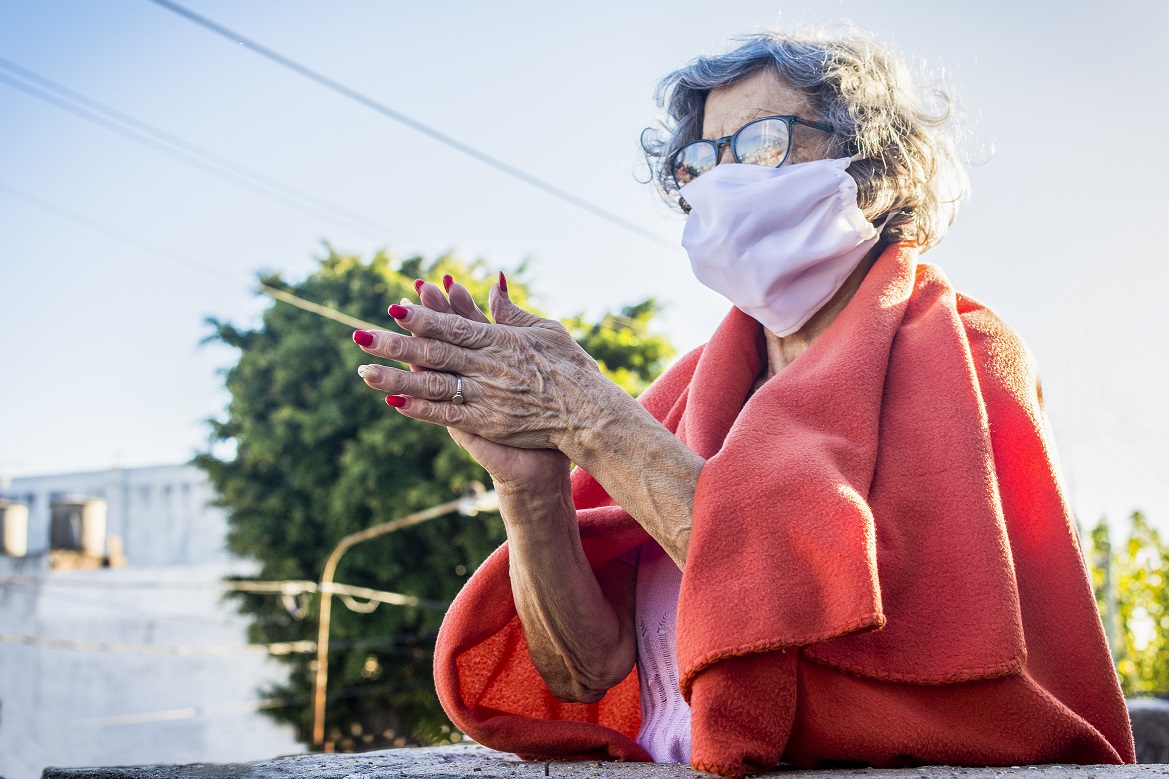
[671, 143, 718, 187]
[734, 118, 790, 168]
[671, 117, 793, 186]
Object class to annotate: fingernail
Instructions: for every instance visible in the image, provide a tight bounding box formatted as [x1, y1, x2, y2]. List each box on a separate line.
[499, 271, 508, 294]
[385, 394, 408, 408]
[388, 304, 409, 320]
[353, 330, 375, 347]
[357, 365, 381, 381]
[414, 279, 424, 294]
[442, 274, 454, 292]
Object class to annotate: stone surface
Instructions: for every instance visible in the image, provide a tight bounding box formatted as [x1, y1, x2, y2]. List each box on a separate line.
[40, 744, 1169, 779]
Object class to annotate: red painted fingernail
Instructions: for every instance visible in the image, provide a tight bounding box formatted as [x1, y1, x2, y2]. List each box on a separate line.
[499, 271, 508, 294]
[353, 330, 374, 347]
[414, 279, 424, 294]
[388, 304, 409, 320]
[385, 394, 408, 408]
[442, 274, 454, 292]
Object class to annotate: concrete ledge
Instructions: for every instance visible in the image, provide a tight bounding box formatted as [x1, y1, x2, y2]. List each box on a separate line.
[40, 744, 1169, 779]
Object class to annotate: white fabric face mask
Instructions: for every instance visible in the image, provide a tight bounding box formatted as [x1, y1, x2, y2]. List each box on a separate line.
[680, 156, 885, 337]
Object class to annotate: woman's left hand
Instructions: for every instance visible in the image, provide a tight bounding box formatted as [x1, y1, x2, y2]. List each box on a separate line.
[354, 280, 619, 453]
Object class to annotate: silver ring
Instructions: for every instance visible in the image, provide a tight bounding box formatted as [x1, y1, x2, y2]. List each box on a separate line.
[450, 376, 465, 405]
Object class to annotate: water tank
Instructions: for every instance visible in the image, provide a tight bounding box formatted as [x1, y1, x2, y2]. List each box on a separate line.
[0, 500, 28, 556]
[50, 497, 107, 557]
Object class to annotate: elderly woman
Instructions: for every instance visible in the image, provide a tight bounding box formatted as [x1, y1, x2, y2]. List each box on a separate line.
[351, 28, 1134, 777]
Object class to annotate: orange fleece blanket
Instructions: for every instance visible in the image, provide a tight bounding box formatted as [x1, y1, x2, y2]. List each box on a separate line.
[433, 243, 1134, 777]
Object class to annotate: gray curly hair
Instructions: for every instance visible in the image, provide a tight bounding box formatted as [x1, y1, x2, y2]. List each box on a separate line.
[642, 27, 969, 251]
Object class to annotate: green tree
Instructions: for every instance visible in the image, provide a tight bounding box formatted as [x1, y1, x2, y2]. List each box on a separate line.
[197, 247, 673, 751]
[1089, 511, 1169, 697]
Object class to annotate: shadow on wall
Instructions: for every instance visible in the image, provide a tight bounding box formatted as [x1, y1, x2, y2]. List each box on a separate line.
[1131, 698, 1169, 764]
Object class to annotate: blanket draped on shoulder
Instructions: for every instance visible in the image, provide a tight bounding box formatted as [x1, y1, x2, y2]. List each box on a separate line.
[433, 243, 1135, 777]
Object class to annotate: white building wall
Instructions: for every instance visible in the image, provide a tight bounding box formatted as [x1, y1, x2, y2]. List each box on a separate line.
[5, 464, 230, 565]
[0, 465, 303, 779]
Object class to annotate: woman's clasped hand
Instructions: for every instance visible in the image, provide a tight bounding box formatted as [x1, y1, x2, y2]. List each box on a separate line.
[352, 273, 619, 492]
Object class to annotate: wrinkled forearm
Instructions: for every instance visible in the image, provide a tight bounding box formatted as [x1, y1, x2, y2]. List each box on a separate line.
[499, 479, 636, 703]
[555, 382, 704, 570]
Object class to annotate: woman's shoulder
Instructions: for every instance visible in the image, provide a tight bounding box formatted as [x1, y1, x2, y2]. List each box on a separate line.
[912, 264, 1034, 365]
[915, 265, 1042, 407]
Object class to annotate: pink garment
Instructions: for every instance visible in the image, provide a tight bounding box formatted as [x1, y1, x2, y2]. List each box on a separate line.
[623, 541, 693, 763]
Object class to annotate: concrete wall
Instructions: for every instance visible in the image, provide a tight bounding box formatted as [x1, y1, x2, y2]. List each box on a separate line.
[0, 466, 303, 779]
[3, 464, 229, 566]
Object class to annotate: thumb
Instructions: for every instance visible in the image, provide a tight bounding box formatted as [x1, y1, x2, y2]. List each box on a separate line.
[489, 274, 544, 328]
[448, 427, 478, 450]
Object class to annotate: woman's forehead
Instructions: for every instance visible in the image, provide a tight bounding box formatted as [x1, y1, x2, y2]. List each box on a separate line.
[701, 69, 813, 140]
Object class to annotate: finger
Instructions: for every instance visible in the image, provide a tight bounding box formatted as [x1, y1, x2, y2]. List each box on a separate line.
[488, 280, 547, 328]
[354, 328, 481, 373]
[396, 298, 425, 374]
[447, 282, 491, 324]
[417, 282, 453, 314]
[387, 304, 495, 349]
[357, 364, 466, 402]
[387, 394, 472, 430]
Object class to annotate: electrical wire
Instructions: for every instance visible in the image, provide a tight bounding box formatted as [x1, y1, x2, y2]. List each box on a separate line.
[72, 675, 446, 727]
[0, 631, 315, 656]
[0, 180, 653, 342]
[0, 629, 441, 657]
[0, 576, 451, 611]
[143, 0, 675, 249]
[17, 586, 235, 628]
[0, 180, 385, 333]
[75, 695, 293, 726]
[0, 62, 412, 243]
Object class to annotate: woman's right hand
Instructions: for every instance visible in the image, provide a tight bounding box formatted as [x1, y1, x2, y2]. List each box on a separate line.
[411, 276, 571, 497]
[405, 276, 635, 704]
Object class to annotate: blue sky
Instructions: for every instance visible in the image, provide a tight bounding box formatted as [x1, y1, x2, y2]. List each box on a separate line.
[1, 0, 1166, 531]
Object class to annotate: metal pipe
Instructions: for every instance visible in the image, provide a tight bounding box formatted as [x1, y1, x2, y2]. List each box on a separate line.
[310, 487, 497, 749]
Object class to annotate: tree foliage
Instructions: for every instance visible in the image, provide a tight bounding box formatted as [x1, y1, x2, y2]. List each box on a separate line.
[196, 247, 674, 751]
[1089, 511, 1169, 697]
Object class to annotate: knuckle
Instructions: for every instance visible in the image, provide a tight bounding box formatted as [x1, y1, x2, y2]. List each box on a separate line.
[446, 315, 474, 343]
[421, 339, 448, 368]
[382, 334, 411, 362]
[423, 371, 450, 399]
[438, 403, 461, 427]
[377, 368, 403, 392]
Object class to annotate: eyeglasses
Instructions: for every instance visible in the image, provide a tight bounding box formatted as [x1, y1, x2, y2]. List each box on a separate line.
[668, 115, 835, 188]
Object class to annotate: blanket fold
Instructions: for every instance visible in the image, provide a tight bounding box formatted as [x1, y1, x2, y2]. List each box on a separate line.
[432, 243, 1133, 776]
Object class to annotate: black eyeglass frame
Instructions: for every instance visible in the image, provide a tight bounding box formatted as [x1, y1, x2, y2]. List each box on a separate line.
[668, 114, 836, 189]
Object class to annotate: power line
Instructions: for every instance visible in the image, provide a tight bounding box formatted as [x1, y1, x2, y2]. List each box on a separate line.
[0, 622, 441, 650]
[0, 180, 386, 333]
[0, 575, 450, 611]
[76, 695, 293, 726]
[0, 180, 231, 283]
[144, 0, 675, 249]
[0, 628, 441, 657]
[0, 60, 413, 243]
[73, 675, 448, 727]
[0, 631, 315, 656]
[0, 180, 652, 343]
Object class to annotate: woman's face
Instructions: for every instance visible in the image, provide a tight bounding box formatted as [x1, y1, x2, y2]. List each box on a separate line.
[701, 68, 831, 166]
